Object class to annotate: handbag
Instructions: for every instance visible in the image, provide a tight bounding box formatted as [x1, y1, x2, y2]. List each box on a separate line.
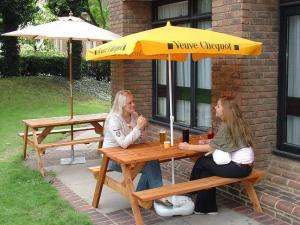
[212, 149, 231, 165]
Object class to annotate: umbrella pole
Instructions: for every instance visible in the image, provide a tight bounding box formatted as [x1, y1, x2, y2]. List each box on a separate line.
[60, 39, 85, 165]
[168, 53, 175, 185]
[70, 39, 74, 160]
[168, 53, 177, 206]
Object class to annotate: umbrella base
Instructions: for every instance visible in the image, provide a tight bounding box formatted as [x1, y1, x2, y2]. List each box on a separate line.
[60, 156, 86, 165]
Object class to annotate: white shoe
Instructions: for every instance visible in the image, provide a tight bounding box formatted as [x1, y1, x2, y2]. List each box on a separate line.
[194, 211, 218, 215]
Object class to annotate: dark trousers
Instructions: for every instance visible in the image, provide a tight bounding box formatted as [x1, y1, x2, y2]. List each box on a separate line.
[190, 156, 252, 213]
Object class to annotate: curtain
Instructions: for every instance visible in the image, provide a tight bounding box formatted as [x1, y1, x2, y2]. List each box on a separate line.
[288, 15, 300, 98]
[176, 55, 191, 125]
[158, 1, 188, 20]
[157, 60, 167, 116]
[287, 15, 300, 146]
[196, 0, 212, 14]
[196, 21, 212, 127]
[158, 97, 167, 116]
[287, 116, 300, 145]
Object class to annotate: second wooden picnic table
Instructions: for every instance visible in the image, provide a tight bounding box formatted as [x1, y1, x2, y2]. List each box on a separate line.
[21, 113, 108, 176]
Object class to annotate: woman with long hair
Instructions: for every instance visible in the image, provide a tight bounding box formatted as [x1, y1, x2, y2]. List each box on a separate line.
[103, 90, 172, 206]
[179, 96, 255, 214]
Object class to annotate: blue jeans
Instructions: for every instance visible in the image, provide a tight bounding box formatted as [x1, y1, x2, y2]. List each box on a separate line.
[108, 160, 163, 191]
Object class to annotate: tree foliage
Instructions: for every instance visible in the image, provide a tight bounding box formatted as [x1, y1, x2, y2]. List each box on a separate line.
[0, 0, 38, 77]
[87, 0, 109, 28]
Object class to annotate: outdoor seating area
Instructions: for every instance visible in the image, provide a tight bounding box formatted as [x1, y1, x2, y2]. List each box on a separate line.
[1, 1, 300, 225]
[89, 138, 266, 225]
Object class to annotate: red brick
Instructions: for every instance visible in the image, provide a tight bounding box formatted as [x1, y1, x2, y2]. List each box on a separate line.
[261, 194, 280, 208]
[288, 180, 300, 190]
[292, 206, 300, 218]
[276, 200, 294, 214]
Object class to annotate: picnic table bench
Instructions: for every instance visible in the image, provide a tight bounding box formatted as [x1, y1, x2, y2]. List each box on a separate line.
[20, 113, 107, 176]
[90, 139, 266, 225]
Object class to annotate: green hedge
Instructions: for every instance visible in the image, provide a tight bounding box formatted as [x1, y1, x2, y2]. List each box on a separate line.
[81, 60, 110, 81]
[20, 55, 67, 77]
[0, 54, 110, 81]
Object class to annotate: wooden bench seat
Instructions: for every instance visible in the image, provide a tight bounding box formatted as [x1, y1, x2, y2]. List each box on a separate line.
[38, 136, 103, 149]
[18, 126, 95, 137]
[89, 165, 265, 213]
[89, 166, 112, 179]
[133, 169, 266, 213]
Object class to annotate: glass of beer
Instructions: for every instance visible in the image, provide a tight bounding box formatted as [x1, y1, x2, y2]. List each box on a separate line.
[207, 128, 214, 139]
[159, 130, 166, 145]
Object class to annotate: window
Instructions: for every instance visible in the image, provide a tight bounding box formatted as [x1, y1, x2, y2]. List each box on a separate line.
[278, 4, 300, 157]
[152, 0, 212, 131]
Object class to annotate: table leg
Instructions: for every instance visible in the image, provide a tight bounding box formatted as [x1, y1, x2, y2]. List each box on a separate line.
[32, 129, 44, 176]
[92, 156, 109, 208]
[37, 126, 54, 143]
[98, 137, 104, 149]
[90, 121, 103, 135]
[22, 125, 29, 160]
[121, 164, 144, 225]
[242, 181, 263, 213]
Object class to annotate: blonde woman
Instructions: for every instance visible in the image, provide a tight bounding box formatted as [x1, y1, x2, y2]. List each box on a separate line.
[103, 90, 172, 206]
[179, 97, 255, 214]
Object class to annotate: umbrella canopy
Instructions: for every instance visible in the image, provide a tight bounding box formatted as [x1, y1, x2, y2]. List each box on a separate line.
[3, 15, 120, 41]
[86, 21, 262, 61]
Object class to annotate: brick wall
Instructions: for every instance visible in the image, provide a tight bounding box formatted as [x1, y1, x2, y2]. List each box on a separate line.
[212, 0, 279, 169]
[109, 1, 299, 223]
[108, 0, 152, 118]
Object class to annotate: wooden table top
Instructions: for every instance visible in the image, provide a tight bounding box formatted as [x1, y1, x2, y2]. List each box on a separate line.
[99, 137, 201, 165]
[23, 113, 108, 128]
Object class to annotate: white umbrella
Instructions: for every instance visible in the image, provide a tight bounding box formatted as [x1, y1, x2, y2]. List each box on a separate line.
[3, 15, 120, 41]
[2, 13, 121, 164]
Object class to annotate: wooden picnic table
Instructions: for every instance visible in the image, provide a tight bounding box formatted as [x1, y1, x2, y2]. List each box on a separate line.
[21, 113, 108, 176]
[92, 138, 202, 225]
[92, 137, 266, 225]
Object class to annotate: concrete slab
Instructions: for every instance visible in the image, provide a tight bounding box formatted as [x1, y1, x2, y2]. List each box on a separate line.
[47, 159, 171, 214]
[155, 207, 260, 225]
[46, 159, 261, 225]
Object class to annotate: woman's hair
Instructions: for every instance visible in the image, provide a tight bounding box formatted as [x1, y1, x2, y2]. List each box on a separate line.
[220, 97, 255, 148]
[109, 90, 132, 116]
[104, 90, 132, 132]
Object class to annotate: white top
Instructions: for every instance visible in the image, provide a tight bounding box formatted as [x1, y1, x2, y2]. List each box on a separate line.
[231, 147, 254, 164]
[102, 112, 144, 149]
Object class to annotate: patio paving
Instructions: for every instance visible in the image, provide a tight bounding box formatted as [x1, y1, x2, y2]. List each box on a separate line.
[24, 131, 288, 225]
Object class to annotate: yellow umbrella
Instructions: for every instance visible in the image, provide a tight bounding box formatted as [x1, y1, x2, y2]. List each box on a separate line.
[87, 21, 261, 61]
[87, 21, 262, 187]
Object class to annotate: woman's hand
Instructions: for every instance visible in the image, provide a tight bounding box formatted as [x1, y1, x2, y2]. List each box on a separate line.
[179, 142, 190, 150]
[136, 115, 148, 130]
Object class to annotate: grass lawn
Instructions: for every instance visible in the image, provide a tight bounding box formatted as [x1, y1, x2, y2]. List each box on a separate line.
[0, 76, 111, 225]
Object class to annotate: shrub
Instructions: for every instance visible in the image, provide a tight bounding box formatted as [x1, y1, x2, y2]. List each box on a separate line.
[0, 52, 110, 80]
[19, 54, 67, 77]
[81, 60, 110, 81]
